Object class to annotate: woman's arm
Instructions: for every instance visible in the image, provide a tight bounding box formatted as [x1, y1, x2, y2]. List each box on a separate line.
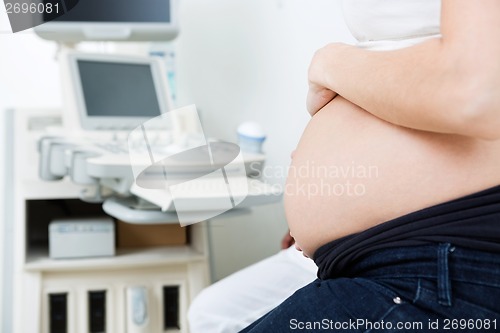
[308, 0, 500, 139]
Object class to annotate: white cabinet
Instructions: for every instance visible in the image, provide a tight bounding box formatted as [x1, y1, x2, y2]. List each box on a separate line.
[10, 108, 210, 333]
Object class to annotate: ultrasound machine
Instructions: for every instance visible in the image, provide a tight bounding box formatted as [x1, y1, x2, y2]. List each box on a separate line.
[36, 1, 281, 225]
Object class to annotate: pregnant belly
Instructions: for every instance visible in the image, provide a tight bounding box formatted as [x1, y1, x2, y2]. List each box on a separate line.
[285, 97, 500, 257]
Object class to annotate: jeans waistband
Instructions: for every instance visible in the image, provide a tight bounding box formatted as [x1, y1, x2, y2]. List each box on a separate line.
[350, 244, 500, 286]
[349, 244, 500, 307]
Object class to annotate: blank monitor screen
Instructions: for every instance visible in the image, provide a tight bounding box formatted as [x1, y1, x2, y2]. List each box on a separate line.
[35, 0, 177, 41]
[46, 0, 170, 23]
[77, 60, 162, 118]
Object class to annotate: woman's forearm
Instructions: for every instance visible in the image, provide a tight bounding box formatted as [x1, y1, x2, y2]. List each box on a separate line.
[309, 0, 500, 139]
[314, 40, 497, 139]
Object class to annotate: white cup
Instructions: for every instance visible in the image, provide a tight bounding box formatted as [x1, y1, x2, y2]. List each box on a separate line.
[237, 122, 266, 154]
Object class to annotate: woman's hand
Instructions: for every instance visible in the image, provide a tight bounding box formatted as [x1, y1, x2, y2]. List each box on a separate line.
[306, 43, 343, 116]
[281, 231, 295, 249]
[306, 83, 337, 117]
[281, 231, 310, 257]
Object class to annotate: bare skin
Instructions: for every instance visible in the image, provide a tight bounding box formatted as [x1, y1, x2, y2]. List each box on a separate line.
[285, 97, 500, 257]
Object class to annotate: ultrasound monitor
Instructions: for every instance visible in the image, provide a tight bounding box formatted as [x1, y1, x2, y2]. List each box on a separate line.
[67, 53, 172, 130]
[34, 0, 178, 42]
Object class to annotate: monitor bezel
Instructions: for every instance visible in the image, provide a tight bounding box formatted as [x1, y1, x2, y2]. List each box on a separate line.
[34, 0, 179, 42]
[67, 52, 172, 131]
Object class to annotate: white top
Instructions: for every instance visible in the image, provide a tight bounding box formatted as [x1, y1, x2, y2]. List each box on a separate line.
[342, 0, 441, 50]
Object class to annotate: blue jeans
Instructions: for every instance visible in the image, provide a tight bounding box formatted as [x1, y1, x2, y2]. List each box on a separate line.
[240, 244, 500, 332]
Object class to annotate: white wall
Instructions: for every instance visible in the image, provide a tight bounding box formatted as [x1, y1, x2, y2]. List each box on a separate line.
[175, 0, 355, 280]
[0, 105, 4, 333]
[0, 32, 62, 111]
